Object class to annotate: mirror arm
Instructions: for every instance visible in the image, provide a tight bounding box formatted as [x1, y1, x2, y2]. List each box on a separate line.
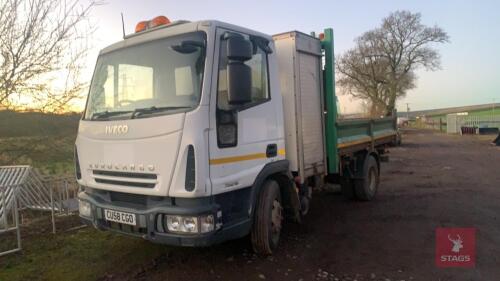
[250, 35, 272, 54]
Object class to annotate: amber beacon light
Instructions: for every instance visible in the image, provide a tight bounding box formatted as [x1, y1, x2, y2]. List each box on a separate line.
[135, 16, 171, 33]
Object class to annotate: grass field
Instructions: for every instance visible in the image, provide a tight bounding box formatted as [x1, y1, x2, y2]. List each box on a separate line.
[0, 216, 169, 281]
[0, 136, 75, 174]
[0, 110, 79, 175]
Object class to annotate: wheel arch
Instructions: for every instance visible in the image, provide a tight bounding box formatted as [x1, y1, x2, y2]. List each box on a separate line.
[354, 149, 380, 175]
[249, 160, 301, 223]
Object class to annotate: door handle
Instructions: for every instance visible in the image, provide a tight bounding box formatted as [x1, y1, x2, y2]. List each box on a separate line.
[266, 144, 277, 158]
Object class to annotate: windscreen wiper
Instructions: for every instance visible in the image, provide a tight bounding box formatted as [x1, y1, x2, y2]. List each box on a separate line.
[131, 106, 191, 119]
[91, 110, 133, 120]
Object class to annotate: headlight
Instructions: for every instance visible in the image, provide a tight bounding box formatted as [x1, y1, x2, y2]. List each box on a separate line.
[164, 214, 215, 234]
[166, 215, 181, 231]
[166, 215, 198, 233]
[182, 217, 197, 233]
[79, 200, 91, 217]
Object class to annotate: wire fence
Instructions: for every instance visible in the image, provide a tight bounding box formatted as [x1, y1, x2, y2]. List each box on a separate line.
[447, 115, 500, 134]
[407, 115, 500, 134]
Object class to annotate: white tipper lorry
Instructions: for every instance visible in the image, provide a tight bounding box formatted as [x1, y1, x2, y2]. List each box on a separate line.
[76, 16, 397, 254]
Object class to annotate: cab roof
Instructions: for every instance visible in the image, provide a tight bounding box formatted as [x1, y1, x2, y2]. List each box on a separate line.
[99, 20, 273, 55]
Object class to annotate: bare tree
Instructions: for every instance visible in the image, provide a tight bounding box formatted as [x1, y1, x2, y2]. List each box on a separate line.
[0, 0, 99, 112]
[336, 11, 449, 115]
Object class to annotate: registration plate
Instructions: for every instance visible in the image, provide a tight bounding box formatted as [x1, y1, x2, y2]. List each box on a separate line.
[104, 209, 136, 226]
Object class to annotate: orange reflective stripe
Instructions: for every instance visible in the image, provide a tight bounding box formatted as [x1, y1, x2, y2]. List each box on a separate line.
[210, 149, 286, 165]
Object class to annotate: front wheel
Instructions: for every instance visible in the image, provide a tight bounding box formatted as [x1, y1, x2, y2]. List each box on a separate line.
[251, 180, 282, 255]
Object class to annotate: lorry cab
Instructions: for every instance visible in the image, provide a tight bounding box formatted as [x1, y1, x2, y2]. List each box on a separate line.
[77, 18, 290, 252]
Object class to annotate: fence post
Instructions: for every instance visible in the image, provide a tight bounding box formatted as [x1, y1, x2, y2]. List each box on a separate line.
[50, 187, 56, 234]
[64, 180, 69, 216]
[1, 188, 7, 227]
[14, 195, 21, 251]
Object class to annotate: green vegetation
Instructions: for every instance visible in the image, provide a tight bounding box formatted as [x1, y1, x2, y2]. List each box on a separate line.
[0, 110, 80, 137]
[0, 110, 79, 175]
[0, 218, 168, 281]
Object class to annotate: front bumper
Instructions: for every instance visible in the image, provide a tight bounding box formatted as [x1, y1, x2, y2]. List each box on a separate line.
[78, 190, 252, 247]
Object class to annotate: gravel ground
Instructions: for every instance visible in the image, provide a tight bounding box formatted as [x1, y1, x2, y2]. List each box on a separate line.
[101, 129, 500, 281]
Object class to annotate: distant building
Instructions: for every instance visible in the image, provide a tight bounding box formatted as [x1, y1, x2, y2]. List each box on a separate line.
[398, 102, 500, 120]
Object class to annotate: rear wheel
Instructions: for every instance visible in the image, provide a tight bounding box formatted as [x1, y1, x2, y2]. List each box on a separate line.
[354, 155, 379, 201]
[251, 180, 282, 255]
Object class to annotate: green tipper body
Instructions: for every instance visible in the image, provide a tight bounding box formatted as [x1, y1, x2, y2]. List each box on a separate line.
[321, 28, 339, 174]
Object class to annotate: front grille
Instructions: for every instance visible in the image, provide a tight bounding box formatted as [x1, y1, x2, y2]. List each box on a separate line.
[95, 178, 155, 188]
[93, 170, 157, 179]
[94, 170, 157, 179]
[92, 169, 157, 188]
[109, 191, 147, 205]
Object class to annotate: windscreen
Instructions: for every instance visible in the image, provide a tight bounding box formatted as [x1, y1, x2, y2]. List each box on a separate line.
[84, 32, 206, 120]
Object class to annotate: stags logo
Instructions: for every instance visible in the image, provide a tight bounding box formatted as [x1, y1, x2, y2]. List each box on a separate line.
[105, 125, 129, 135]
[436, 228, 476, 268]
[448, 234, 463, 253]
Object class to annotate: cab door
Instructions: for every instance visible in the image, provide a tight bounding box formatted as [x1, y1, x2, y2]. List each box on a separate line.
[208, 27, 283, 196]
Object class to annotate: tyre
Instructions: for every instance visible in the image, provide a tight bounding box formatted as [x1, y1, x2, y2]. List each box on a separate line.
[340, 176, 356, 200]
[251, 180, 283, 255]
[354, 155, 379, 201]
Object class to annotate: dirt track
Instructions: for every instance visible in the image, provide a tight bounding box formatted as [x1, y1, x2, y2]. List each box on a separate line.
[106, 129, 500, 281]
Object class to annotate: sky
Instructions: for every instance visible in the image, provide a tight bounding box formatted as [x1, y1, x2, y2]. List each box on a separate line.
[83, 0, 500, 113]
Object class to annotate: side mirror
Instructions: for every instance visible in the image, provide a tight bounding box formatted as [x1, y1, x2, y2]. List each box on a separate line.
[227, 36, 253, 61]
[226, 36, 252, 105]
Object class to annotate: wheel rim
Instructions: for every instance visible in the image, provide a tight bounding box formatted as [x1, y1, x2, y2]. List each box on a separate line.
[271, 199, 283, 243]
[368, 167, 377, 193]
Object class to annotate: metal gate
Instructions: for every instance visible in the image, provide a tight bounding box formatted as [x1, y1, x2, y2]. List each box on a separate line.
[0, 166, 27, 256]
[0, 166, 79, 256]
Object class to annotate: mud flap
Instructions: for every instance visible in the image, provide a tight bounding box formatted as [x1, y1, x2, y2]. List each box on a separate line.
[493, 133, 500, 146]
[280, 177, 302, 223]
